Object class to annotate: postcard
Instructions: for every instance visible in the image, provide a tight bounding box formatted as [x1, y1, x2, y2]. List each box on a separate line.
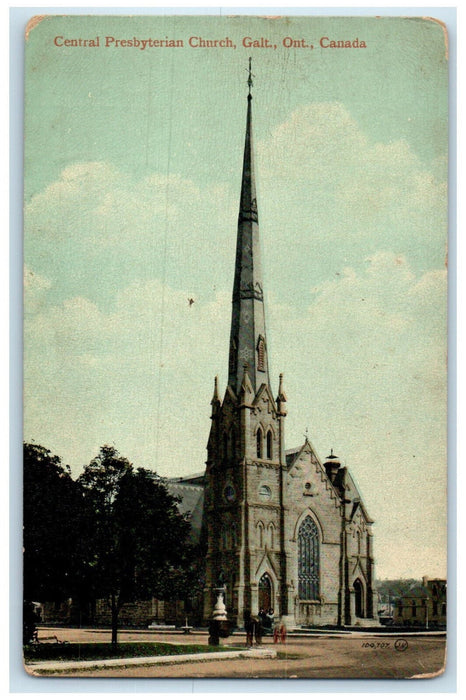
[23, 14, 448, 679]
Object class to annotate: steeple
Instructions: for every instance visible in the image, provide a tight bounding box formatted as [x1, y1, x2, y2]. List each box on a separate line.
[228, 60, 270, 395]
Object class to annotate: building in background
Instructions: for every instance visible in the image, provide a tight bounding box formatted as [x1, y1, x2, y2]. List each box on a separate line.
[393, 578, 446, 628]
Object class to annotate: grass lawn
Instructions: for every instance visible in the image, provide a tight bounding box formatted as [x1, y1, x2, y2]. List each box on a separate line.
[24, 641, 240, 663]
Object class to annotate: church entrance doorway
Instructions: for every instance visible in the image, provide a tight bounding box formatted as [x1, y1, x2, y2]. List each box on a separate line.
[354, 578, 364, 618]
[258, 573, 272, 612]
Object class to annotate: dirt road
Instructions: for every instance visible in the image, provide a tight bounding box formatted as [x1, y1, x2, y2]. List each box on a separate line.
[29, 628, 446, 679]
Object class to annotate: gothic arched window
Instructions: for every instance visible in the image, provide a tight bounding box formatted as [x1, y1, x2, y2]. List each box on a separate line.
[256, 428, 263, 458]
[268, 522, 275, 550]
[298, 515, 320, 600]
[266, 430, 273, 459]
[257, 521, 264, 548]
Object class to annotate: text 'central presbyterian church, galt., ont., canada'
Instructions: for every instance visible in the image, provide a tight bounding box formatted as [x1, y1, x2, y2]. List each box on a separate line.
[171, 67, 379, 629]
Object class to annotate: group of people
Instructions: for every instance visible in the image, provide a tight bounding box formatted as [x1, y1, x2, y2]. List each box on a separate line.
[243, 608, 287, 647]
[259, 607, 275, 631]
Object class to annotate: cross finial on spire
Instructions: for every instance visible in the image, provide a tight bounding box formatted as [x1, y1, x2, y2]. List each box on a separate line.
[246, 57, 255, 96]
[304, 427, 309, 441]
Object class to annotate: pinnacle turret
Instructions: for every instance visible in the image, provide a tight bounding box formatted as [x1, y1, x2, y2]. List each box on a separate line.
[276, 373, 287, 415]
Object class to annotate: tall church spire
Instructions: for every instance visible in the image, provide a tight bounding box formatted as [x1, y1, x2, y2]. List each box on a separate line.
[228, 60, 270, 395]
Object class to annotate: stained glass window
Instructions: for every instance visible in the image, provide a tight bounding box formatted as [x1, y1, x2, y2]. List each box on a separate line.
[298, 515, 319, 600]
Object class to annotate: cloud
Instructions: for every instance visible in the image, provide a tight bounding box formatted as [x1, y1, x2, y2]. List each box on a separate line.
[24, 162, 238, 306]
[24, 277, 231, 474]
[257, 103, 446, 293]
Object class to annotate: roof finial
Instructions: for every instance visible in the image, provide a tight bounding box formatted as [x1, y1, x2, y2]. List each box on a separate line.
[211, 375, 220, 404]
[246, 56, 254, 97]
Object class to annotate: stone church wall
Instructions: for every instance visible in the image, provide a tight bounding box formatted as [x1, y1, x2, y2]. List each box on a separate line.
[284, 446, 344, 625]
[41, 598, 188, 628]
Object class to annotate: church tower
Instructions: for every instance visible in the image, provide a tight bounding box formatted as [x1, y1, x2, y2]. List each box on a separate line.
[202, 64, 378, 629]
[203, 63, 291, 625]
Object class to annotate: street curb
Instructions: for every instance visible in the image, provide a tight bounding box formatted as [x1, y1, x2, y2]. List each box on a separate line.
[26, 647, 277, 674]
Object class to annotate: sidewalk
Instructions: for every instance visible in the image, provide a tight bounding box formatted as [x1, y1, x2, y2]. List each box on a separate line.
[26, 646, 277, 674]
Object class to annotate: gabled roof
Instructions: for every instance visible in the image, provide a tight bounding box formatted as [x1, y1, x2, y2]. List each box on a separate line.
[396, 582, 430, 601]
[285, 437, 319, 469]
[166, 475, 205, 543]
[253, 382, 277, 412]
[169, 472, 205, 486]
[285, 439, 343, 505]
[285, 447, 300, 468]
[340, 468, 374, 524]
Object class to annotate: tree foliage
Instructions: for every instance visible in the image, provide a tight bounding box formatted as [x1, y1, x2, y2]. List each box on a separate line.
[23, 442, 200, 645]
[375, 579, 422, 600]
[77, 445, 194, 643]
[23, 443, 81, 602]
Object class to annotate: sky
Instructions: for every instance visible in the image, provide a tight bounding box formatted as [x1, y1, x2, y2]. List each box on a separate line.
[23, 14, 448, 579]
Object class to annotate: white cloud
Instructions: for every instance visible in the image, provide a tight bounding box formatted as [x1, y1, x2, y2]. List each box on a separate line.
[257, 103, 446, 290]
[24, 277, 231, 475]
[24, 162, 238, 305]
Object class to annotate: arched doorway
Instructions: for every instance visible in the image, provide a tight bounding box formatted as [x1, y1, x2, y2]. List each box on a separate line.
[354, 579, 365, 618]
[258, 573, 272, 611]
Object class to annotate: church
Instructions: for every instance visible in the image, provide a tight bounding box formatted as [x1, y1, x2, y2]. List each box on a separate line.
[38, 72, 379, 633]
[171, 70, 379, 629]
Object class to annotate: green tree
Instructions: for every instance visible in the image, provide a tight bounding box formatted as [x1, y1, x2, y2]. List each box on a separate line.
[23, 442, 80, 603]
[78, 445, 193, 644]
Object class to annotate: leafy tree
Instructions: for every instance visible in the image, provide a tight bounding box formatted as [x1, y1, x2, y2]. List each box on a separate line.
[78, 446, 193, 644]
[376, 579, 422, 601]
[23, 442, 81, 603]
